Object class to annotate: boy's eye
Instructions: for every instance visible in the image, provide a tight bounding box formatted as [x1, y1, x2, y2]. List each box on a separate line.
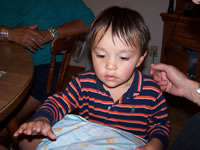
[120, 56, 129, 60]
[96, 54, 105, 58]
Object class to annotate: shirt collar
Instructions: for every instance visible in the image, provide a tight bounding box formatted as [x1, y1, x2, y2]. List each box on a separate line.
[128, 69, 143, 98]
[94, 69, 143, 97]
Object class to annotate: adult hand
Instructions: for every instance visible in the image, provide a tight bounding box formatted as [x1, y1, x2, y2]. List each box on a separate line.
[150, 63, 189, 97]
[13, 117, 56, 140]
[192, 0, 200, 4]
[37, 29, 54, 44]
[8, 24, 47, 52]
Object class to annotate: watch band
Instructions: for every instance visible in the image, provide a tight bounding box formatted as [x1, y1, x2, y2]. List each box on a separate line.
[0, 27, 8, 40]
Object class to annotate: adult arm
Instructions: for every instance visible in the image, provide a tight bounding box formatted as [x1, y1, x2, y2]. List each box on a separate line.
[55, 20, 88, 37]
[150, 63, 200, 106]
[0, 25, 48, 52]
[0, 19, 88, 52]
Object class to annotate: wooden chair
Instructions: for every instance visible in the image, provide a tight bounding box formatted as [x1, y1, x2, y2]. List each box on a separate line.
[46, 33, 87, 94]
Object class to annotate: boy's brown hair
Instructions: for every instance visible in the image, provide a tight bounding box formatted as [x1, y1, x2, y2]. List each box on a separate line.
[86, 6, 151, 56]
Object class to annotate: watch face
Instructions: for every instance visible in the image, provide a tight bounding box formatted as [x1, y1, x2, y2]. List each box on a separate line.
[197, 86, 200, 94]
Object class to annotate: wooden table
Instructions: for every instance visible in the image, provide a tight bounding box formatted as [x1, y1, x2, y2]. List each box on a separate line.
[0, 41, 34, 144]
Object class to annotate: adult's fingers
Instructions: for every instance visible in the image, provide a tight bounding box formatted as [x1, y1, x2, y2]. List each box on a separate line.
[151, 63, 169, 72]
[8, 26, 45, 51]
[28, 30, 46, 48]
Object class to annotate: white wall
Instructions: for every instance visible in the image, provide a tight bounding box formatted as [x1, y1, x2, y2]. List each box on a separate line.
[75, 0, 169, 75]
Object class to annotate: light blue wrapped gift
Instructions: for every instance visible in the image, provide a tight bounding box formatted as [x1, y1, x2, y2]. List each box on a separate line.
[37, 114, 147, 150]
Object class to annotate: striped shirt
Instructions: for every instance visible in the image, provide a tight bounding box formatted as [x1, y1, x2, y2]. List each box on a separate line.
[34, 69, 170, 148]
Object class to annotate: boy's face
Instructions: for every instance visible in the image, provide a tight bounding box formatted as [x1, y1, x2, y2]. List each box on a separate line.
[91, 28, 146, 89]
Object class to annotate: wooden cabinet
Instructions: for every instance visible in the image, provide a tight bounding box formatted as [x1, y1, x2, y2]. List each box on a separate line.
[160, 12, 200, 81]
[175, 0, 200, 16]
[175, 0, 186, 14]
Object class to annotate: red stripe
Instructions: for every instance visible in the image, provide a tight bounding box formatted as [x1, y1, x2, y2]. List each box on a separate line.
[143, 86, 160, 93]
[144, 78, 154, 82]
[80, 71, 95, 76]
[135, 95, 156, 101]
[80, 78, 96, 83]
[137, 72, 142, 92]
[82, 88, 108, 96]
[152, 98, 166, 109]
[53, 94, 67, 114]
[68, 91, 79, 106]
[82, 96, 113, 104]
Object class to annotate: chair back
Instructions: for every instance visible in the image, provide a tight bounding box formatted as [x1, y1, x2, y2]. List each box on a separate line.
[46, 34, 86, 94]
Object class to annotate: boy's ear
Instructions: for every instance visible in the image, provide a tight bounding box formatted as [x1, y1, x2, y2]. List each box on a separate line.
[136, 51, 147, 68]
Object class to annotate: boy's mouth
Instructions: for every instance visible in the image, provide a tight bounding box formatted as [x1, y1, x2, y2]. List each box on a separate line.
[105, 75, 117, 81]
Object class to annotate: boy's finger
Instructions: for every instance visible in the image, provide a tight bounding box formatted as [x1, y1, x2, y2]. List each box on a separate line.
[25, 123, 35, 135]
[44, 127, 56, 140]
[13, 124, 27, 136]
[47, 131, 56, 140]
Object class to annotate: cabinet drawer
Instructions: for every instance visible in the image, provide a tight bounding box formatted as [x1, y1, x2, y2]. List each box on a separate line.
[173, 22, 200, 51]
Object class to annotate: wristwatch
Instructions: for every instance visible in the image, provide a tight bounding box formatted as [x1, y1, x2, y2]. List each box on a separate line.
[48, 27, 59, 38]
[197, 84, 200, 94]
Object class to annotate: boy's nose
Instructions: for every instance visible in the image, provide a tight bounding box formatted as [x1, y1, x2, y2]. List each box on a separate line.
[105, 59, 117, 70]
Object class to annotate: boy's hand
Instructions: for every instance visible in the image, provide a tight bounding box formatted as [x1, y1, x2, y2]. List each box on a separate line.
[13, 117, 56, 140]
[136, 138, 163, 150]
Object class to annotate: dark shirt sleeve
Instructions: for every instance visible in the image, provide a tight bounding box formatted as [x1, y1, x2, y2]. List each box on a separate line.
[147, 88, 170, 149]
[33, 77, 82, 125]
